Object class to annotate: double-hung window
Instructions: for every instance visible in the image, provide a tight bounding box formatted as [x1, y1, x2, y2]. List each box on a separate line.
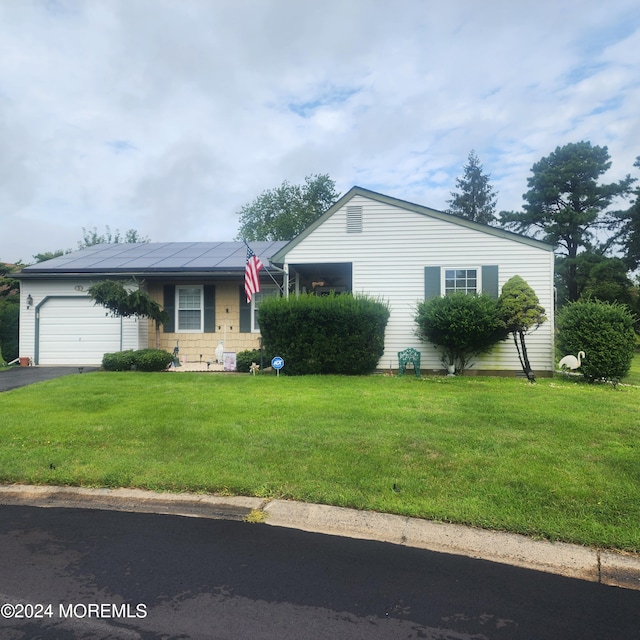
[252, 286, 279, 332]
[425, 265, 499, 300]
[444, 269, 478, 295]
[177, 286, 203, 332]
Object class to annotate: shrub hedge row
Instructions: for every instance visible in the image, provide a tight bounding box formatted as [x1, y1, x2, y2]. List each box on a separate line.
[102, 349, 174, 372]
[258, 293, 390, 375]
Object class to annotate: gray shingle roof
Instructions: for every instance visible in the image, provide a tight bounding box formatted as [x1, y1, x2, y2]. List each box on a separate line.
[19, 241, 288, 276]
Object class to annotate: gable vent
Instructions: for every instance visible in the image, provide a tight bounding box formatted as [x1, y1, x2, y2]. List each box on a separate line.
[346, 205, 363, 233]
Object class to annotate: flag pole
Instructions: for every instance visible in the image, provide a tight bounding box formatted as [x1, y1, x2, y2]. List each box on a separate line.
[243, 239, 285, 295]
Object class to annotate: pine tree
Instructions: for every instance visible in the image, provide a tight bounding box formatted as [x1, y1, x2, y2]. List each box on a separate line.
[500, 142, 633, 302]
[447, 150, 497, 225]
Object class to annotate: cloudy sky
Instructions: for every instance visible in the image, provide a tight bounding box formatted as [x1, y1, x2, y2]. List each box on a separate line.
[1, 0, 638, 263]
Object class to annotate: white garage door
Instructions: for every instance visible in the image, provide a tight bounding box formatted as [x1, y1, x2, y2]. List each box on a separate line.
[38, 297, 122, 365]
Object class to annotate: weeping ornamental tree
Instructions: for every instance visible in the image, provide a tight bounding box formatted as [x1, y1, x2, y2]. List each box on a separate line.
[87, 280, 168, 348]
[498, 276, 547, 382]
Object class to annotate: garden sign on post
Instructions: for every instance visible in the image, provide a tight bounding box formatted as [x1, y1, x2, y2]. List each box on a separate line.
[271, 356, 284, 377]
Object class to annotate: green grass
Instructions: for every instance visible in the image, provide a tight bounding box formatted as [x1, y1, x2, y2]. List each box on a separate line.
[1, 370, 639, 552]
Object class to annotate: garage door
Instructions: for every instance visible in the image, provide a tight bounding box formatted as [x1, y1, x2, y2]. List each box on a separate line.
[38, 297, 122, 365]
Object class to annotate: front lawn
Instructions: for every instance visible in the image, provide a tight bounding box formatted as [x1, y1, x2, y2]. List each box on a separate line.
[1, 371, 639, 552]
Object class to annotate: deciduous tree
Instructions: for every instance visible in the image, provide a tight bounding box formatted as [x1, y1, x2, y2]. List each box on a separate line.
[79, 226, 149, 249]
[235, 174, 339, 241]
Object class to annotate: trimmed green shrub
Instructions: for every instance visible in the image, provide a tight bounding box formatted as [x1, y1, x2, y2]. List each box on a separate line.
[236, 349, 274, 373]
[415, 293, 507, 373]
[102, 349, 173, 372]
[102, 351, 136, 371]
[556, 299, 637, 381]
[498, 275, 547, 382]
[133, 348, 174, 372]
[258, 293, 390, 375]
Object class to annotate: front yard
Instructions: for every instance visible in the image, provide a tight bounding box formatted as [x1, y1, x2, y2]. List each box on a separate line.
[1, 371, 639, 552]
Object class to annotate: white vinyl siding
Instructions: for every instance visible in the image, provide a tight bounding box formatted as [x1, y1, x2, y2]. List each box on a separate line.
[281, 194, 555, 373]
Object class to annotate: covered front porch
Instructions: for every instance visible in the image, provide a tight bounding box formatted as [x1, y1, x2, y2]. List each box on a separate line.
[286, 262, 352, 295]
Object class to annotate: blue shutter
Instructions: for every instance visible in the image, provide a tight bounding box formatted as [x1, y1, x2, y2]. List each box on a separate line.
[424, 267, 441, 299]
[482, 265, 499, 298]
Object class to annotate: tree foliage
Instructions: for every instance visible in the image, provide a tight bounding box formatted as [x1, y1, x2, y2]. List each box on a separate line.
[614, 156, 640, 269]
[447, 150, 497, 224]
[32, 250, 66, 263]
[555, 252, 636, 309]
[497, 276, 546, 382]
[414, 293, 507, 373]
[0, 261, 20, 299]
[79, 226, 149, 249]
[500, 142, 633, 302]
[0, 297, 19, 362]
[235, 174, 339, 241]
[87, 280, 168, 348]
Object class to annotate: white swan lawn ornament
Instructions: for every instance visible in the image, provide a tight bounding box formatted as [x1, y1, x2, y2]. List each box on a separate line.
[558, 351, 585, 370]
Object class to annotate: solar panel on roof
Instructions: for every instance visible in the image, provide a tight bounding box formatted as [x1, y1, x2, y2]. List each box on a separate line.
[20, 241, 289, 274]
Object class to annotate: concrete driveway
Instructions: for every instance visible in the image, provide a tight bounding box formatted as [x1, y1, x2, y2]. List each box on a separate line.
[0, 366, 99, 392]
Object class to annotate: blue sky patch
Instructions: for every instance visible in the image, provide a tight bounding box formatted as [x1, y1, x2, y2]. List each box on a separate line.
[289, 86, 359, 118]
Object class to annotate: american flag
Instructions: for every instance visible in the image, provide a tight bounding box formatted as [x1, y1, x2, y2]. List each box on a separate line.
[244, 244, 264, 303]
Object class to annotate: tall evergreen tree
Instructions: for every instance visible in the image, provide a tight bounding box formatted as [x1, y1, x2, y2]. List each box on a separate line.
[500, 141, 633, 302]
[447, 150, 497, 225]
[614, 156, 640, 269]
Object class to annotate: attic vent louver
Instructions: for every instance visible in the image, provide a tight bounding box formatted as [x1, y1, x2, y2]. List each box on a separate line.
[346, 205, 363, 233]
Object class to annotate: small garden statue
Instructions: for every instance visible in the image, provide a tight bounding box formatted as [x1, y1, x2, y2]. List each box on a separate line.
[215, 340, 224, 364]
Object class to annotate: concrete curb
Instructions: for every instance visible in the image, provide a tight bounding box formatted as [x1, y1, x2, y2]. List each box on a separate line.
[0, 484, 264, 521]
[1, 485, 639, 591]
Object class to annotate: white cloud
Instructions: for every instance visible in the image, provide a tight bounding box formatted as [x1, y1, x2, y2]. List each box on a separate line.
[0, 0, 638, 262]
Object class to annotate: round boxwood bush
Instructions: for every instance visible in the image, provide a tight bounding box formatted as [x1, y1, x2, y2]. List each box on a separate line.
[556, 299, 637, 381]
[133, 348, 174, 372]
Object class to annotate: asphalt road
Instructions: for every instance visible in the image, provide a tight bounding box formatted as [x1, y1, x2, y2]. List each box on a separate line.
[1, 505, 639, 639]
